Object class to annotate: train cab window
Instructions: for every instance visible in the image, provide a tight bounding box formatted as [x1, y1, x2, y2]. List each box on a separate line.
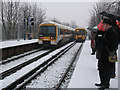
[39, 26, 46, 34]
[75, 29, 83, 35]
[81, 30, 86, 35]
[48, 26, 56, 34]
[83, 31, 86, 35]
[75, 29, 85, 35]
[40, 26, 56, 36]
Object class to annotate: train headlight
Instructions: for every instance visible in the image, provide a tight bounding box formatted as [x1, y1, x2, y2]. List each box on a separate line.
[39, 37, 43, 39]
[39, 35, 43, 39]
[50, 37, 55, 39]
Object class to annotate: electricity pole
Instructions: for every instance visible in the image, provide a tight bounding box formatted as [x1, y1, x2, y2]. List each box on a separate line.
[24, 10, 26, 40]
[17, 9, 20, 41]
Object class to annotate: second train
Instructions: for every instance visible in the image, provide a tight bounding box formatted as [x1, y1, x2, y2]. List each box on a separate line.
[74, 28, 87, 42]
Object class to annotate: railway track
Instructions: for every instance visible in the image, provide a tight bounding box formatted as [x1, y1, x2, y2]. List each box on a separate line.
[54, 43, 83, 89]
[0, 47, 44, 65]
[0, 41, 72, 79]
[1, 41, 77, 90]
[1, 40, 70, 65]
[0, 49, 54, 79]
[25, 42, 83, 89]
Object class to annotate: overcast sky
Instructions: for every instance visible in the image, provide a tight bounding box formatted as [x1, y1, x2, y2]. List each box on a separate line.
[40, 2, 95, 28]
[16, 0, 101, 28]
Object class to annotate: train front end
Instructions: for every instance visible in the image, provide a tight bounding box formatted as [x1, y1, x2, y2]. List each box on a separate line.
[38, 24, 57, 46]
[75, 28, 86, 42]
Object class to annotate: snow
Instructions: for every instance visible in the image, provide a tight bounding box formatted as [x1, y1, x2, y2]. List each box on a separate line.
[68, 40, 119, 89]
[0, 39, 38, 49]
[0, 41, 74, 89]
[0, 40, 119, 89]
[118, 45, 120, 90]
[0, 50, 49, 73]
[26, 43, 82, 88]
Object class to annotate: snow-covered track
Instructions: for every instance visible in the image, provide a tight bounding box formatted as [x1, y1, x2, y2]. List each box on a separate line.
[1, 48, 54, 79]
[54, 43, 83, 89]
[0, 48, 44, 65]
[1, 41, 76, 90]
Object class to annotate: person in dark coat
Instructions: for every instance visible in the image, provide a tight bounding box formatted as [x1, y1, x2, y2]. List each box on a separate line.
[108, 18, 119, 78]
[95, 30, 105, 59]
[95, 18, 118, 90]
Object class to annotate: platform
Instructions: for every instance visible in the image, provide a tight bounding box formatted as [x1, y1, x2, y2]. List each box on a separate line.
[68, 40, 118, 89]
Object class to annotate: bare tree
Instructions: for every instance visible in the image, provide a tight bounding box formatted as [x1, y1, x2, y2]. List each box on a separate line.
[33, 4, 46, 38]
[51, 17, 61, 24]
[118, 1, 120, 16]
[1, 0, 20, 40]
[114, 0, 120, 16]
[70, 20, 77, 28]
[88, 1, 119, 28]
[87, 0, 119, 39]
[20, 2, 46, 39]
[0, 0, 2, 41]
[1, 1, 46, 41]
[62, 22, 70, 26]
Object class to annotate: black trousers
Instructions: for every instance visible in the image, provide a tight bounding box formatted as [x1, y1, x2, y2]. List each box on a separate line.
[111, 64, 116, 76]
[99, 69, 111, 87]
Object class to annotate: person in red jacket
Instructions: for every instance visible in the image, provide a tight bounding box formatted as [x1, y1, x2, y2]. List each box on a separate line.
[91, 32, 96, 55]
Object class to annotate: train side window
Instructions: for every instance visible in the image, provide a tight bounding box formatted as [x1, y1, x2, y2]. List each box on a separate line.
[58, 28, 60, 35]
[65, 30, 71, 34]
[65, 29, 67, 34]
[60, 29, 63, 35]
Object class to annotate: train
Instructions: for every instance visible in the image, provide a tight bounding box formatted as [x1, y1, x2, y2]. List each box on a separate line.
[38, 21, 75, 47]
[74, 28, 87, 42]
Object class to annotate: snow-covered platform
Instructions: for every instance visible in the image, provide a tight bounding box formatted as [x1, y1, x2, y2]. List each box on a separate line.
[0, 39, 38, 49]
[68, 40, 118, 89]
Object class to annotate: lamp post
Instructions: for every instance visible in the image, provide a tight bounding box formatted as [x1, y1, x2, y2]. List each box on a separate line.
[24, 9, 26, 40]
[17, 21, 20, 41]
[29, 17, 34, 40]
[17, 8, 20, 41]
[23, 9, 30, 40]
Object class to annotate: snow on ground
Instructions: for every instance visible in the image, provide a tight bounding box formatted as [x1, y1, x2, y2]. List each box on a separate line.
[68, 40, 118, 89]
[0, 41, 74, 89]
[0, 39, 119, 89]
[0, 50, 49, 73]
[0, 39, 38, 49]
[26, 43, 82, 88]
[118, 45, 120, 90]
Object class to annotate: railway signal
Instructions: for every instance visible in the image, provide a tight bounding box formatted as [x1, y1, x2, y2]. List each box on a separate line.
[30, 17, 34, 25]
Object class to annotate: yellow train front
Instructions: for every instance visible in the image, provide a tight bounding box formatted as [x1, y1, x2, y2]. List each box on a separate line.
[38, 21, 75, 47]
[75, 28, 87, 42]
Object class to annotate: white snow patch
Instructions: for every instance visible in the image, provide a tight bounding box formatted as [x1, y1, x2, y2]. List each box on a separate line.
[0, 39, 38, 49]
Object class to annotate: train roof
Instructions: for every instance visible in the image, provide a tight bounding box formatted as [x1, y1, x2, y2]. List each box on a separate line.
[40, 21, 75, 31]
[75, 28, 86, 30]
